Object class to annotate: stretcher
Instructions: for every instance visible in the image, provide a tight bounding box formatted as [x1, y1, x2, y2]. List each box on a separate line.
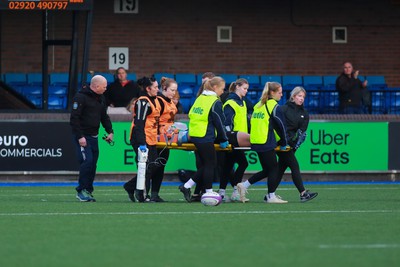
[155, 142, 290, 152]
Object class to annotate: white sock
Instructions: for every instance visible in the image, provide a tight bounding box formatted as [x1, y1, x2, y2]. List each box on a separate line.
[184, 178, 196, 189]
[243, 180, 251, 189]
[232, 186, 238, 194]
[205, 188, 214, 193]
[219, 189, 225, 196]
[268, 192, 276, 198]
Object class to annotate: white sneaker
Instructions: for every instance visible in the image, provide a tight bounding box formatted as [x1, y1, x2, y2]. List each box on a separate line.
[237, 183, 249, 203]
[231, 191, 249, 202]
[265, 194, 288, 204]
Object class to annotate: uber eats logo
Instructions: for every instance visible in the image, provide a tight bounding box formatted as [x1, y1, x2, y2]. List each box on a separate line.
[309, 130, 350, 164]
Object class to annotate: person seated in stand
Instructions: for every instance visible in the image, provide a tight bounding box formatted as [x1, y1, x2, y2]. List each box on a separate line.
[104, 67, 140, 109]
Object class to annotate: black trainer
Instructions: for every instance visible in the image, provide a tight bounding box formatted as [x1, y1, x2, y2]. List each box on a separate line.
[123, 183, 136, 202]
[150, 195, 166, 202]
[179, 185, 191, 202]
[190, 194, 201, 202]
[135, 189, 145, 203]
[300, 190, 318, 202]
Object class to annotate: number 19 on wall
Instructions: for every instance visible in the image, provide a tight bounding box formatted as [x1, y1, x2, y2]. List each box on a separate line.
[109, 47, 129, 70]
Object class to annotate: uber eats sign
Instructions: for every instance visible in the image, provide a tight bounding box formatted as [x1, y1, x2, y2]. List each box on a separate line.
[242, 122, 387, 171]
[297, 122, 387, 171]
[97, 122, 388, 172]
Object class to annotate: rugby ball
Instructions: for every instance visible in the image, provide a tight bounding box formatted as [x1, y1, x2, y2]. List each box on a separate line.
[201, 192, 222, 206]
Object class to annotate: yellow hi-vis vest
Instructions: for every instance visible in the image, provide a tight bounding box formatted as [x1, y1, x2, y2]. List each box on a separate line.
[188, 94, 218, 138]
[223, 99, 248, 133]
[250, 99, 277, 144]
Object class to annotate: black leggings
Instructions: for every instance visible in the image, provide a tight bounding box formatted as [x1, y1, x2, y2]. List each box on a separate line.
[248, 150, 280, 194]
[124, 143, 164, 196]
[276, 150, 305, 193]
[220, 150, 248, 189]
[192, 142, 217, 190]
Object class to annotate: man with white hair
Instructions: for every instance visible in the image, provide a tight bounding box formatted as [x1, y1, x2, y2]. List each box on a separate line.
[70, 75, 114, 202]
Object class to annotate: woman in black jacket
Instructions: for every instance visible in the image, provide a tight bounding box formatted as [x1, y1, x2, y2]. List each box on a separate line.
[276, 86, 318, 202]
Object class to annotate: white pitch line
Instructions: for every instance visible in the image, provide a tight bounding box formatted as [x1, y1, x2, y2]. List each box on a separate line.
[0, 209, 397, 217]
[319, 244, 400, 249]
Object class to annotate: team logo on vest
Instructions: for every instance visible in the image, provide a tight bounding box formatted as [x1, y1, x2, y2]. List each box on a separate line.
[252, 112, 265, 119]
[192, 107, 204, 115]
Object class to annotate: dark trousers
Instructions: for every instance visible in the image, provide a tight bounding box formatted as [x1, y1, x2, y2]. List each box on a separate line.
[220, 150, 248, 189]
[74, 135, 99, 193]
[192, 142, 217, 190]
[248, 150, 280, 194]
[276, 150, 305, 193]
[339, 105, 364, 114]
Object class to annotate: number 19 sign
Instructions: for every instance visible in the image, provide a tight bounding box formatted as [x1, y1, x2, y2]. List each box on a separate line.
[109, 47, 129, 70]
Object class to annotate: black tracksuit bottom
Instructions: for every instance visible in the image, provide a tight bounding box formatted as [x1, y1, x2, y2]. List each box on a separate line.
[248, 150, 280, 194]
[276, 150, 305, 193]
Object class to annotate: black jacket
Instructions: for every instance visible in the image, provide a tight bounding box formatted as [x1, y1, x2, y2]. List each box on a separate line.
[280, 101, 309, 147]
[336, 73, 365, 108]
[104, 80, 140, 107]
[70, 85, 113, 138]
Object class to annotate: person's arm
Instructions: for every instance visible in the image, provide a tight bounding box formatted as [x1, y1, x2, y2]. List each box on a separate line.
[272, 105, 288, 147]
[211, 100, 228, 142]
[223, 103, 235, 131]
[70, 93, 85, 138]
[100, 97, 114, 135]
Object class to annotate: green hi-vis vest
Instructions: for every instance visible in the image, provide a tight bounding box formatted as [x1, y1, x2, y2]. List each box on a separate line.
[250, 99, 277, 144]
[223, 99, 248, 133]
[188, 94, 219, 137]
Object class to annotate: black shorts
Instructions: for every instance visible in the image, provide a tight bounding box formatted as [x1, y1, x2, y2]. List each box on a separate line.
[226, 131, 239, 147]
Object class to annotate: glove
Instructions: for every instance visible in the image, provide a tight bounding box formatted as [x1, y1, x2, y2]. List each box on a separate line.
[139, 145, 147, 152]
[294, 131, 307, 150]
[219, 141, 229, 149]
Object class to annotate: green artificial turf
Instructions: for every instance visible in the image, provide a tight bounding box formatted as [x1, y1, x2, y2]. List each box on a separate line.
[0, 183, 399, 267]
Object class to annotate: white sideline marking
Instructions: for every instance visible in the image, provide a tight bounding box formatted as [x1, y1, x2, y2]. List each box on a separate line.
[0, 210, 397, 217]
[319, 244, 400, 249]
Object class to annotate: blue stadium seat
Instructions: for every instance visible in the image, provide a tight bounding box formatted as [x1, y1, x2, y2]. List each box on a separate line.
[48, 95, 68, 110]
[21, 85, 42, 97]
[303, 91, 321, 114]
[388, 90, 400, 114]
[153, 72, 175, 82]
[27, 95, 43, 108]
[175, 73, 197, 98]
[282, 75, 303, 90]
[260, 75, 282, 85]
[323, 91, 339, 114]
[175, 73, 196, 84]
[27, 73, 44, 86]
[49, 86, 67, 95]
[238, 75, 260, 85]
[366, 75, 387, 91]
[4, 73, 27, 86]
[179, 98, 193, 113]
[128, 72, 137, 81]
[49, 73, 69, 87]
[238, 75, 262, 101]
[371, 91, 386, 114]
[219, 74, 238, 84]
[303, 75, 323, 90]
[323, 75, 337, 90]
[196, 73, 204, 85]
